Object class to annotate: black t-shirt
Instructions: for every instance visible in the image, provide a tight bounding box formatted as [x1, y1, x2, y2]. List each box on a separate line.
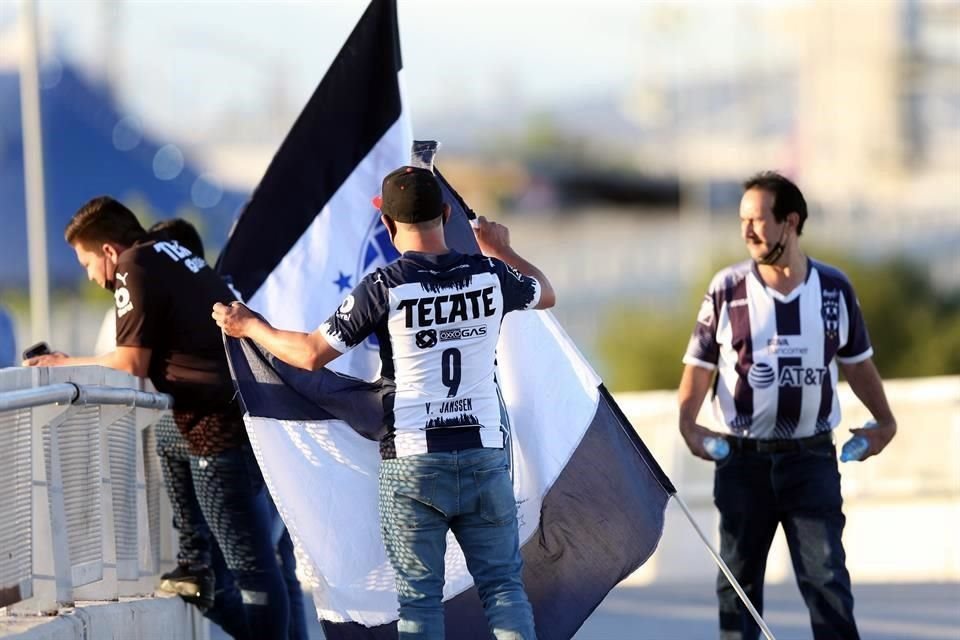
[114, 239, 245, 455]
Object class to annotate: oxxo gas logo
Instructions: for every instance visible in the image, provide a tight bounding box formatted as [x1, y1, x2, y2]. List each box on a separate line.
[440, 325, 487, 342]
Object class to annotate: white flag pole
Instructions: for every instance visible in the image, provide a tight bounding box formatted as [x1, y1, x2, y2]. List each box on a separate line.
[672, 494, 777, 640]
[19, 0, 51, 344]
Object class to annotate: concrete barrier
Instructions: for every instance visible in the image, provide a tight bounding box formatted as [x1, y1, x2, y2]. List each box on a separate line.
[614, 375, 960, 585]
[0, 366, 202, 639]
[0, 594, 206, 640]
[0, 371, 955, 638]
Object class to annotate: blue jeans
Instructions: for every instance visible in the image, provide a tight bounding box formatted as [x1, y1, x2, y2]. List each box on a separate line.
[192, 444, 290, 640]
[266, 493, 309, 640]
[155, 416, 206, 568]
[160, 447, 247, 639]
[714, 439, 858, 640]
[379, 447, 536, 640]
[157, 419, 248, 639]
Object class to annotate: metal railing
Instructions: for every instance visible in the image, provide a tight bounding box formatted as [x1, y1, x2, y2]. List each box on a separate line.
[0, 366, 175, 614]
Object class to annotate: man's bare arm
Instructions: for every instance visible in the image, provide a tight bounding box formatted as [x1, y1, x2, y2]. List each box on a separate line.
[24, 346, 151, 378]
[474, 216, 556, 310]
[678, 364, 721, 461]
[839, 357, 896, 461]
[212, 302, 342, 372]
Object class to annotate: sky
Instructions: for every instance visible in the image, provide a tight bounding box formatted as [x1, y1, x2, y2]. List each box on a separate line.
[0, 0, 798, 144]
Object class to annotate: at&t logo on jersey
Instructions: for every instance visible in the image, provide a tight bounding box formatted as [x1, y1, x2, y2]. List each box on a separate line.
[748, 362, 828, 389]
[747, 362, 776, 389]
[778, 366, 827, 387]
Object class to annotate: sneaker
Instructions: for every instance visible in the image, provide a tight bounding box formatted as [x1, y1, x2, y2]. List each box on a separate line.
[159, 564, 215, 610]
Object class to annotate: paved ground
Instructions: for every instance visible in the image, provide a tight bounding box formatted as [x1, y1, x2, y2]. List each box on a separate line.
[574, 581, 960, 640]
[211, 580, 960, 639]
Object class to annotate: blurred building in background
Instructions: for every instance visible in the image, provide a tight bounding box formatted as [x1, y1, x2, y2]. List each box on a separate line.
[795, 0, 960, 208]
[615, 0, 960, 210]
[0, 20, 246, 290]
[1, 0, 956, 381]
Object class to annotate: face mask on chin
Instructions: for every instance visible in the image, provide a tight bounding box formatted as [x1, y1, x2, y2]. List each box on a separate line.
[102, 253, 116, 292]
[756, 224, 788, 266]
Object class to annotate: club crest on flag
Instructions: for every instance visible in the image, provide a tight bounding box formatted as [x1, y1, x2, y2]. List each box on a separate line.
[352, 213, 400, 352]
[358, 212, 400, 277]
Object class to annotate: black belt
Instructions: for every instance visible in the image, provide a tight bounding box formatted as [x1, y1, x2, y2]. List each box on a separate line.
[727, 431, 834, 454]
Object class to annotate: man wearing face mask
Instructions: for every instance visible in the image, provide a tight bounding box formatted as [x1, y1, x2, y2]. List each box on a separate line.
[24, 196, 288, 640]
[676, 172, 896, 640]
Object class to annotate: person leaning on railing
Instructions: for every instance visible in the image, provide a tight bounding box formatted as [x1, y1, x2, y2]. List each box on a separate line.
[23, 197, 289, 640]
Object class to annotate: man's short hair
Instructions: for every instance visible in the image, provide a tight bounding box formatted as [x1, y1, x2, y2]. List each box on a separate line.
[378, 166, 444, 224]
[148, 218, 205, 259]
[65, 196, 147, 250]
[743, 171, 808, 235]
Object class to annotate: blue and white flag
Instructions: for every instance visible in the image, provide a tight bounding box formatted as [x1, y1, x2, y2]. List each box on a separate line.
[218, 2, 675, 638]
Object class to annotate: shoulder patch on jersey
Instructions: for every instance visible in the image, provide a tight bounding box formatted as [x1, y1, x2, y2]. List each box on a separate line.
[710, 260, 752, 294]
[696, 295, 714, 326]
[115, 286, 134, 318]
[505, 265, 524, 281]
[820, 287, 841, 337]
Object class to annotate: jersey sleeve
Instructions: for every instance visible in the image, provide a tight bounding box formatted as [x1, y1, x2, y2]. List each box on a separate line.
[836, 281, 873, 363]
[114, 258, 162, 348]
[682, 289, 720, 370]
[491, 258, 541, 313]
[318, 272, 389, 353]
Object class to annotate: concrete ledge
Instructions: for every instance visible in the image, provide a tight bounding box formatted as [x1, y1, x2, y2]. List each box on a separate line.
[614, 376, 960, 586]
[0, 594, 206, 639]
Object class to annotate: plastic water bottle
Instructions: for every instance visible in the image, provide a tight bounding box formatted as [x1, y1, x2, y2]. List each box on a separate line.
[840, 420, 877, 462]
[703, 436, 730, 461]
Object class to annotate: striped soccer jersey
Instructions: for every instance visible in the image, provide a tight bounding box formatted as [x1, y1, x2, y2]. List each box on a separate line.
[320, 250, 541, 459]
[683, 258, 873, 439]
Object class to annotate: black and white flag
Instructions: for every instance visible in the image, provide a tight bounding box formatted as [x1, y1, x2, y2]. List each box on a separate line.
[218, 2, 674, 637]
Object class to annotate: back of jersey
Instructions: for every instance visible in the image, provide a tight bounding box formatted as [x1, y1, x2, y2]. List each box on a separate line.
[320, 250, 541, 459]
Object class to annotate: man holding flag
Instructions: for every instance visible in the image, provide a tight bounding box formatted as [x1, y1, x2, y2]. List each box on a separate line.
[215, 2, 675, 637]
[214, 165, 554, 639]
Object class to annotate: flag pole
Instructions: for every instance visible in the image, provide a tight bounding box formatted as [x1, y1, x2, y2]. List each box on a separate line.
[19, 0, 51, 344]
[672, 494, 777, 640]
